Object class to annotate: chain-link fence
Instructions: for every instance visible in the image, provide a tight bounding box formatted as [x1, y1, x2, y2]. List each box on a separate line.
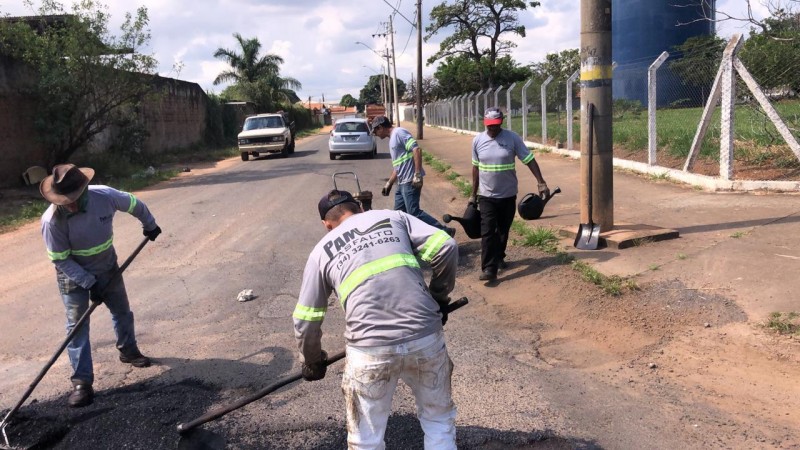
[423, 39, 800, 184]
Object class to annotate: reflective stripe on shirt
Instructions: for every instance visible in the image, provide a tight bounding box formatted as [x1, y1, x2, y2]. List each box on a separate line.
[337, 253, 420, 307]
[293, 304, 328, 322]
[47, 235, 114, 260]
[126, 193, 137, 213]
[392, 151, 414, 167]
[419, 230, 449, 262]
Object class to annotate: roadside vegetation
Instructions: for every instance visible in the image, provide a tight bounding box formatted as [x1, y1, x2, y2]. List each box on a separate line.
[423, 150, 639, 296]
[765, 311, 800, 336]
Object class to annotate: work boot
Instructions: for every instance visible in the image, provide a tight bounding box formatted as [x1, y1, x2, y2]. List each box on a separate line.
[119, 347, 151, 368]
[479, 269, 497, 281]
[68, 383, 94, 408]
[444, 226, 456, 238]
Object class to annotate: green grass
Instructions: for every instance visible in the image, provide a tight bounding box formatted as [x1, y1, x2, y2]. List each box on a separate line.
[765, 312, 800, 335]
[504, 100, 800, 167]
[422, 150, 640, 296]
[1, 144, 241, 235]
[0, 200, 49, 234]
[511, 221, 559, 253]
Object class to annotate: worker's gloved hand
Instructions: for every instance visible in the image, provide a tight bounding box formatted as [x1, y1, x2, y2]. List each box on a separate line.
[411, 173, 423, 189]
[144, 225, 162, 242]
[302, 350, 328, 382]
[429, 285, 451, 326]
[537, 183, 550, 200]
[438, 302, 450, 326]
[89, 279, 108, 304]
[468, 194, 478, 206]
[381, 182, 392, 197]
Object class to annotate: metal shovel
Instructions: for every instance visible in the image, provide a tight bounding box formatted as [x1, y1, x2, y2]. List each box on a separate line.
[575, 103, 601, 250]
[0, 236, 151, 450]
[176, 297, 470, 450]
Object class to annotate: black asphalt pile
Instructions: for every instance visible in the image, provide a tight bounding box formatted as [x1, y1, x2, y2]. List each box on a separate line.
[4, 387, 583, 449]
[1, 379, 219, 450]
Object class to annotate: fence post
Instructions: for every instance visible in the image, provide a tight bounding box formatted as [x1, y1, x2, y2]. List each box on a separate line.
[521, 79, 534, 140]
[484, 89, 491, 114]
[541, 75, 553, 145]
[566, 70, 579, 151]
[684, 36, 741, 172]
[648, 51, 670, 166]
[493, 85, 503, 110]
[506, 82, 517, 131]
[720, 38, 740, 180]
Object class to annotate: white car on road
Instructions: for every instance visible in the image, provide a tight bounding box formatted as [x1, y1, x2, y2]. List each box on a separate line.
[328, 118, 377, 160]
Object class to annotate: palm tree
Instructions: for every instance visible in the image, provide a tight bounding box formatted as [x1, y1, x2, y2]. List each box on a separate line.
[213, 33, 282, 84]
[213, 33, 302, 112]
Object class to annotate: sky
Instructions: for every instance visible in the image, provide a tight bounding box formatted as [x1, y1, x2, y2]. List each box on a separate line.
[1, 0, 769, 104]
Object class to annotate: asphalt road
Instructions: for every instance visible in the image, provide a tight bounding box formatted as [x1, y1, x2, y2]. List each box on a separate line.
[7, 131, 779, 449]
[0, 134, 579, 449]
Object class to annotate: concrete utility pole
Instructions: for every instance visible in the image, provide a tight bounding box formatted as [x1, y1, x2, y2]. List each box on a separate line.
[389, 14, 401, 126]
[416, 0, 423, 139]
[580, 0, 613, 230]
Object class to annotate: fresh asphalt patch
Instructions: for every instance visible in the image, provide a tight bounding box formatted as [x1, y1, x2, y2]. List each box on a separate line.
[2, 379, 588, 449]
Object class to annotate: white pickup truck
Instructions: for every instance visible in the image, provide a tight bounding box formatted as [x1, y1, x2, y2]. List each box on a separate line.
[237, 113, 296, 161]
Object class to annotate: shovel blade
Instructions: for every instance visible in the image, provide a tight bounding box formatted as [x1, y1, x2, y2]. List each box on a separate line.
[574, 223, 601, 250]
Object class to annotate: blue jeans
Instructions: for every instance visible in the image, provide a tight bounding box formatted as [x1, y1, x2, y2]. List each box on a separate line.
[342, 331, 457, 449]
[394, 183, 445, 229]
[57, 266, 138, 385]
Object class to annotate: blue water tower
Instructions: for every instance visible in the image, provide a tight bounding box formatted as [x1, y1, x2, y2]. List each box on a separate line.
[612, 0, 716, 107]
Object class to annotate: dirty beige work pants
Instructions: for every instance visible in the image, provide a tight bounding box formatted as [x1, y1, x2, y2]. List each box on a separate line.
[342, 331, 457, 450]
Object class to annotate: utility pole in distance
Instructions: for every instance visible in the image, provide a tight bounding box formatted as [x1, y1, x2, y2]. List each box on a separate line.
[388, 14, 401, 127]
[580, 0, 613, 230]
[416, 0, 423, 139]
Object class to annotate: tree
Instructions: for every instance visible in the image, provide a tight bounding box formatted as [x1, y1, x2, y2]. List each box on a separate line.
[405, 75, 438, 105]
[425, 0, 540, 89]
[669, 35, 725, 95]
[359, 76, 405, 104]
[432, 54, 482, 98]
[529, 49, 579, 110]
[0, 0, 157, 167]
[691, 0, 799, 38]
[213, 33, 301, 112]
[340, 94, 357, 107]
[738, 12, 800, 91]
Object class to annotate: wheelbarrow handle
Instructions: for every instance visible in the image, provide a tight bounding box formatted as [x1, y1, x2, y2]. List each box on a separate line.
[331, 171, 362, 193]
[176, 297, 470, 434]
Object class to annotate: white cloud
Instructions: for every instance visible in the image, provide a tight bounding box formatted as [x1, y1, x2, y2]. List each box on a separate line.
[1, 0, 768, 103]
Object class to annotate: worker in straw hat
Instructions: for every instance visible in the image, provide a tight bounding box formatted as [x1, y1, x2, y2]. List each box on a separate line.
[39, 164, 162, 407]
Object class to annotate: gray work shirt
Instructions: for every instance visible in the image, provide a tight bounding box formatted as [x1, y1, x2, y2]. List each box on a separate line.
[41, 185, 157, 289]
[389, 127, 425, 184]
[293, 209, 457, 363]
[472, 129, 535, 199]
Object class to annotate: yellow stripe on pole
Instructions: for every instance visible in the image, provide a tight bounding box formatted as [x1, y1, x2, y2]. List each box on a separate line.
[580, 65, 613, 81]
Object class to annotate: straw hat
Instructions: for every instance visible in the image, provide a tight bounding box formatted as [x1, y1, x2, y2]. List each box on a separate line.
[39, 164, 95, 205]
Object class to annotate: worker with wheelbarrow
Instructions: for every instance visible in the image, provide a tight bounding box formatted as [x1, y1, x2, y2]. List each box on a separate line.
[293, 189, 459, 449]
[39, 164, 162, 407]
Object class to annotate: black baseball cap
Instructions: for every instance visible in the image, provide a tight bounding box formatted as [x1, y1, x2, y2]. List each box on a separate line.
[318, 189, 360, 220]
[370, 115, 392, 134]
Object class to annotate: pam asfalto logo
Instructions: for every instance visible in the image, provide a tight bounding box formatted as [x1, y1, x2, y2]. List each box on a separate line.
[323, 219, 394, 259]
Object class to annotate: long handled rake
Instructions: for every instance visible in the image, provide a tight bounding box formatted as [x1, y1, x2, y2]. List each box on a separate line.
[0, 236, 150, 449]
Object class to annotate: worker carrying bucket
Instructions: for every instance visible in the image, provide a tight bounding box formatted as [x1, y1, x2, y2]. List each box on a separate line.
[332, 171, 372, 211]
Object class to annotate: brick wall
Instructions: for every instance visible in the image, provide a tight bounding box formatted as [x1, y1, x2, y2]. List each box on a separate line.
[0, 56, 48, 186]
[140, 77, 207, 153]
[0, 59, 209, 188]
